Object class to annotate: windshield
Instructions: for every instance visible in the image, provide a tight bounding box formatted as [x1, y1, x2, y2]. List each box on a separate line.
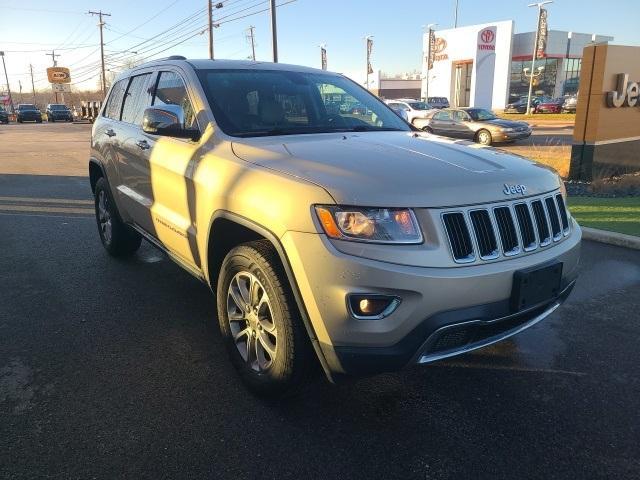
[409, 102, 431, 110]
[18, 104, 38, 111]
[467, 109, 497, 121]
[50, 104, 68, 110]
[196, 69, 410, 137]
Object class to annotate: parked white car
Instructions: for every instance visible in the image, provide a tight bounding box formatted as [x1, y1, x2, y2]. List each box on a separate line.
[385, 99, 435, 128]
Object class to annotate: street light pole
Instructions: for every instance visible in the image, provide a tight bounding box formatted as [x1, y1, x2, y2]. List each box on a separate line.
[0, 52, 13, 113]
[270, 0, 278, 62]
[526, 1, 552, 115]
[454, 0, 459, 28]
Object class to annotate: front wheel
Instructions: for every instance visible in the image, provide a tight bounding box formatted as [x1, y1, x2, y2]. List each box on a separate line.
[217, 240, 313, 396]
[94, 177, 141, 257]
[476, 129, 492, 146]
[422, 126, 434, 133]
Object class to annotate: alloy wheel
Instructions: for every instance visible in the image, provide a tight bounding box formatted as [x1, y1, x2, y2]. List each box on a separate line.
[97, 190, 112, 244]
[227, 271, 277, 372]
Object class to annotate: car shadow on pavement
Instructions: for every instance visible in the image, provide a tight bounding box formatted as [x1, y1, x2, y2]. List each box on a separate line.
[2, 174, 640, 479]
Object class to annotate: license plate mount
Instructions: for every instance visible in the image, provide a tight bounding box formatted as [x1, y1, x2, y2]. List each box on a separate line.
[511, 262, 563, 312]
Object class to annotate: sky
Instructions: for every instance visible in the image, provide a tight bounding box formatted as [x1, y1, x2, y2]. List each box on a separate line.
[1, 0, 639, 94]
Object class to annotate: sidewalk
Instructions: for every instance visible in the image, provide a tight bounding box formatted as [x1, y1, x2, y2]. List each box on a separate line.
[581, 226, 640, 250]
[529, 120, 574, 129]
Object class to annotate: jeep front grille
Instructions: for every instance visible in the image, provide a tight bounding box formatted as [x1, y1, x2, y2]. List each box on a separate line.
[442, 212, 474, 262]
[441, 193, 570, 264]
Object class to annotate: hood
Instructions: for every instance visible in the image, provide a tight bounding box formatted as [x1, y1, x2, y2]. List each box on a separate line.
[481, 118, 529, 129]
[231, 132, 561, 207]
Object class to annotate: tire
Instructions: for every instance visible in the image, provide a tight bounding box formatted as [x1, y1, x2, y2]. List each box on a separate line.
[49, 117, 55, 123]
[94, 177, 142, 257]
[37, 119, 42, 123]
[476, 129, 492, 146]
[217, 240, 313, 396]
[423, 126, 434, 133]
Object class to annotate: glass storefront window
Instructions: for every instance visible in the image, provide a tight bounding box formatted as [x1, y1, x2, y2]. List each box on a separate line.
[508, 58, 561, 101]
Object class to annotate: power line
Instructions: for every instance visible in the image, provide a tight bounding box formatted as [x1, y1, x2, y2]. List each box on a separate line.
[105, 0, 181, 44]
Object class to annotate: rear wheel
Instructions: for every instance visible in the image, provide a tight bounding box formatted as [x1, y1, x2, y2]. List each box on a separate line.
[476, 129, 492, 146]
[217, 240, 313, 396]
[94, 177, 141, 257]
[423, 126, 434, 133]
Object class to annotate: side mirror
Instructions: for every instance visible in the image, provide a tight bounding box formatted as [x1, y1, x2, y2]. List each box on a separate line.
[142, 105, 200, 141]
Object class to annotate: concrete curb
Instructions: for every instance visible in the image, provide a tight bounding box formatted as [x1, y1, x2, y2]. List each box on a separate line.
[581, 226, 640, 250]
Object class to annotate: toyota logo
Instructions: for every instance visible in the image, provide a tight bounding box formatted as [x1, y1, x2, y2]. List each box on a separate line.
[433, 37, 447, 53]
[480, 29, 495, 44]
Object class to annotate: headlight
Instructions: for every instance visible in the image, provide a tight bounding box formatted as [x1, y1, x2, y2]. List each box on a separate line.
[503, 127, 515, 132]
[315, 206, 423, 244]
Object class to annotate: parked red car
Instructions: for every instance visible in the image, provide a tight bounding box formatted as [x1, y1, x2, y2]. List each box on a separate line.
[534, 98, 564, 113]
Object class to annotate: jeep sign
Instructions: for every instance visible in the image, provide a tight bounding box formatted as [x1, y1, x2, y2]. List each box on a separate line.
[606, 73, 639, 108]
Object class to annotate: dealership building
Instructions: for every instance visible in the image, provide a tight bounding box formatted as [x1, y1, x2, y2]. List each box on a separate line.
[421, 21, 613, 109]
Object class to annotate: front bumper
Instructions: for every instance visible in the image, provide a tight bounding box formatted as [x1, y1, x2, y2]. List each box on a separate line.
[18, 114, 41, 121]
[494, 130, 532, 142]
[281, 221, 581, 376]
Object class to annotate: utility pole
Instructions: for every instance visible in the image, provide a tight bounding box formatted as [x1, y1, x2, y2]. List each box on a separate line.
[208, 1, 222, 60]
[45, 50, 60, 67]
[29, 64, 36, 104]
[46, 50, 61, 102]
[88, 10, 111, 97]
[270, 0, 278, 62]
[525, 1, 552, 115]
[0, 51, 13, 113]
[208, 0, 214, 59]
[247, 26, 256, 61]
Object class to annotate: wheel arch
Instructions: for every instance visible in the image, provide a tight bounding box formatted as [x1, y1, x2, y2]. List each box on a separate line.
[89, 158, 106, 194]
[205, 211, 336, 382]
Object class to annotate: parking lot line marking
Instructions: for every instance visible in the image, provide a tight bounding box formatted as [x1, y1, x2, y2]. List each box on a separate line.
[0, 212, 93, 219]
[0, 205, 93, 215]
[0, 196, 93, 205]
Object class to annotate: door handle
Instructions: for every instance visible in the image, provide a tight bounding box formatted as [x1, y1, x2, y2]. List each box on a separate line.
[135, 140, 150, 150]
[105, 128, 116, 137]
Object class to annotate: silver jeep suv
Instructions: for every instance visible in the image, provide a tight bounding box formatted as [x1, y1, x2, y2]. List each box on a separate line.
[89, 56, 581, 395]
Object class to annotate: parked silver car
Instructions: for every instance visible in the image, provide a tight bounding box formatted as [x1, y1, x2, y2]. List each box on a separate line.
[423, 108, 532, 145]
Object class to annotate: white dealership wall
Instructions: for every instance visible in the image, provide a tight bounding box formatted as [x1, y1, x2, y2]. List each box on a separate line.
[421, 21, 514, 109]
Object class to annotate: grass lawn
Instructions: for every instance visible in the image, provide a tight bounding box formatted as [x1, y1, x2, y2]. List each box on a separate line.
[568, 197, 640, 237]
[498, 112, 576, 122]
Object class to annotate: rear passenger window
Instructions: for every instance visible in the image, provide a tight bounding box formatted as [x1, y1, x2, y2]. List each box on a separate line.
[121, 73, 153, 125]
[103, 79, 127, 120]
[153, 71, 197, 129]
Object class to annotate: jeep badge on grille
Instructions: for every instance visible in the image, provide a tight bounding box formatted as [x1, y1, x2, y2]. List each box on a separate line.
[503, 183, 527, 195]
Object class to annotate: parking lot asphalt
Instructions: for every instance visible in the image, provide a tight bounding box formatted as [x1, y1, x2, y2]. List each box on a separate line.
[1, 123, 639, 480]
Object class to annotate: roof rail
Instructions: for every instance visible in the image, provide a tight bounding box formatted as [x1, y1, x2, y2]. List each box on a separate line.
[153, 55, 187, 61]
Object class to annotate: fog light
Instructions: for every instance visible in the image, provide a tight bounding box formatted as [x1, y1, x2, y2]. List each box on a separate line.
[348, 294, 401, 319]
